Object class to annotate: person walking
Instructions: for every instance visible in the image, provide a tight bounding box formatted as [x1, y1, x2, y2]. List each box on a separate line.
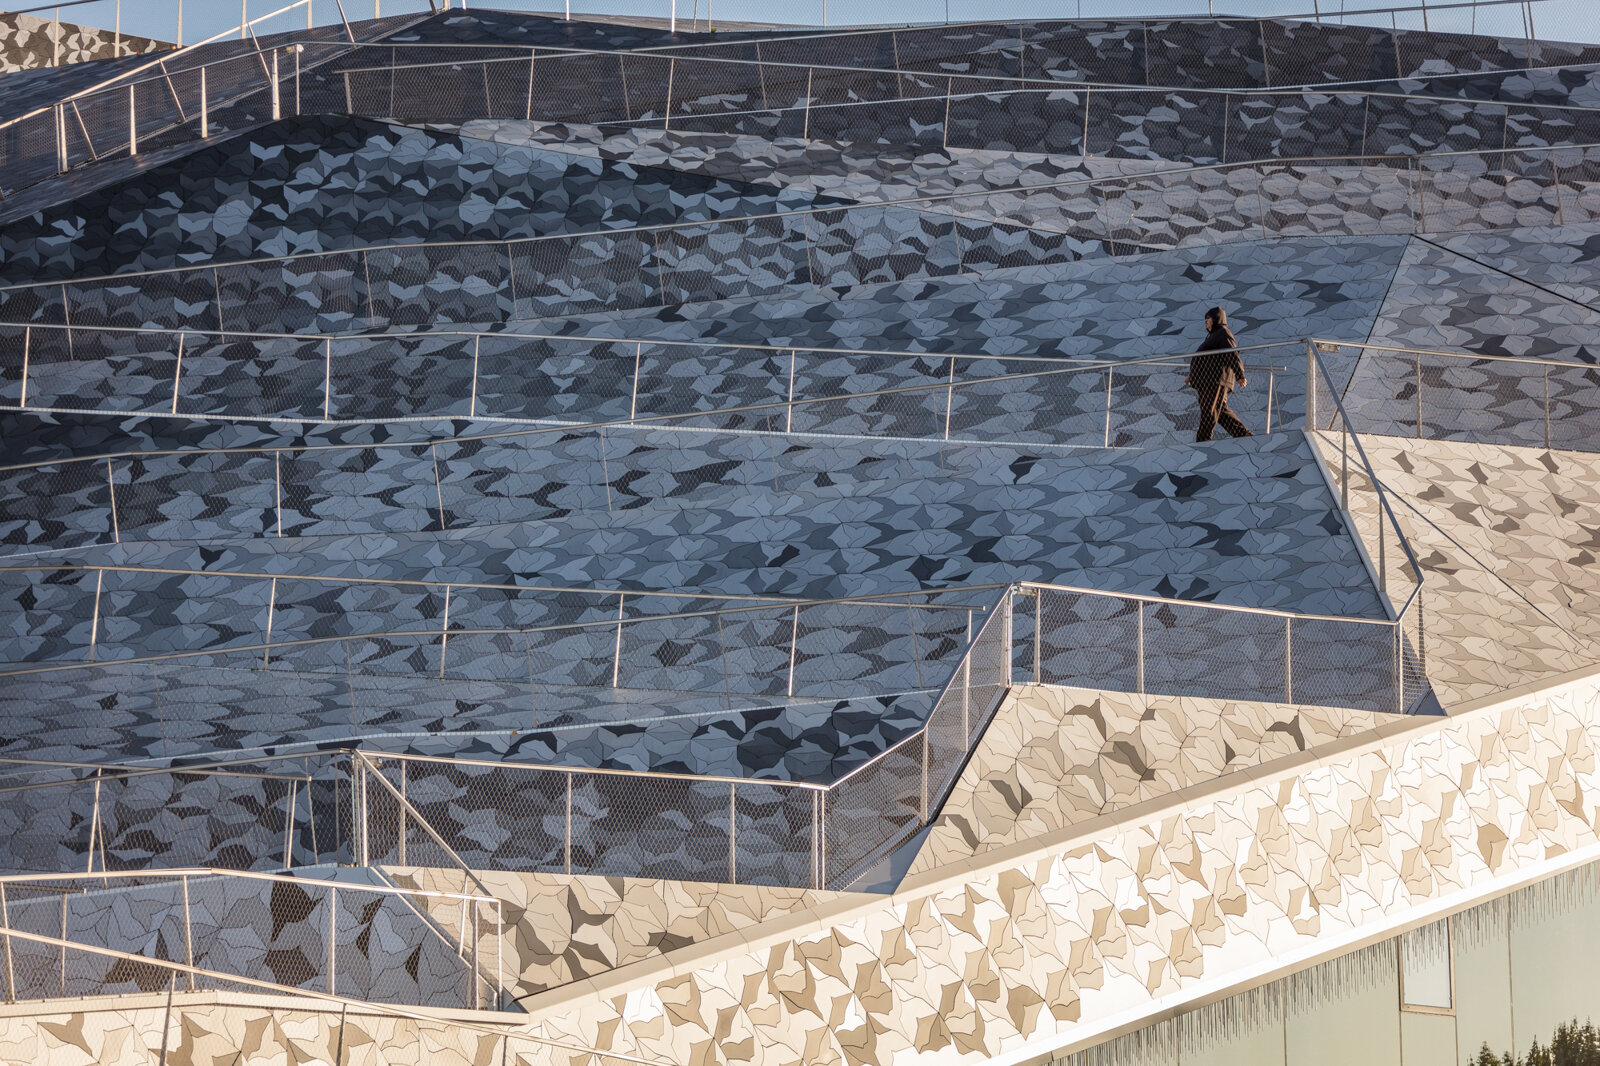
[1185, 306, 1252, 442]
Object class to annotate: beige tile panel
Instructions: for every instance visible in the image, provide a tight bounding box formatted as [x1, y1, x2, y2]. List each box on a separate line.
[911, 683, 1382, 874]
[498, 665, 1600, 1066]
[1314, 432, 1600, 705]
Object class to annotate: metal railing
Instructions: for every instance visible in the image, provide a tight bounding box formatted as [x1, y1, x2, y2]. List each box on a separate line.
[0, 867, 503, 1008]
[320, 38, 1600, 139]
[344, 585, 1010, 889]
[4, 143, 1594, 333]
[0, 319, 1292, 434]
[1319, 338, 1600, 453]
[0, 759, 314, 875]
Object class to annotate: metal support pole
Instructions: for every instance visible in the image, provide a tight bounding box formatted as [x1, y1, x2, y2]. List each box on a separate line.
[87, 773, 102, 873]
[200, 67, 208, 139]
[563, 774, 573, 875]
[1341, 422, 1349, 509]
[129, 85, 137, 156]
[397, 762, 407, 867]
[1416, 350, 1422, 437]
[1030, 585, 1043, 675]
[271, 49, 281, 121]
[1103, 366, 1113, 446]
[326, 886, 337, 994]
[1545, 365, 1551, 448]
[358, 760, 369, 867]
[920, 733, 930, 819]
[786, 604, 799, 698]
[0, 885, 13, 1005]
[55, 104, 67, 173]
[611, 595, 624, 688]
[1136, 605, 1146, 695]
[1001, 591, 1013, 688]
[1265, 369, 1275, 434]
[18, 326, 28, 409]
[1284, 616, 1293, 704]
[727, 782, 737, 882]
[283, 780, 296, 868]
[181, 876, 195, 991]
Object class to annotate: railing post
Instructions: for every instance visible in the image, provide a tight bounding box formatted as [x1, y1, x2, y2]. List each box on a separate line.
[812, 791, 822, 890]
[1033, 587, 1042, 683]
[397, 762, 407, 868]
[200, 66, 208, 139]
[0, 883, 10, 998]
[1415, 350, 1422, 438]
[181, 875, 195, 992]
[19, 326, 29, 409]
[1284, 616, 1293, 704]
[1001, 590, 1013, 688]
[87, 771, 102, 873]
[1103, 366, 1113, 446]
[272, 49, 281, 122]
[1544, 365, 1551, 449]
[786, 350, 797, 433]
[55, 104, 67, 173]
[611, 594, 625, 688]
[563, 773, 573, 875]
[920, 733, 930, 820]
[326, 886, 337, 995]
[1304, 340, 1317, 431]
[1266, 369, 1275, 434]
[128, 84, 137, 156]
[358, 759, 370, 867]
[629, 341, 641, 421]
[787, 604, 799, 698]
[1136, 603, 1146, 695]
[727, 782, 737, 883]
[1341, 420, 1349, 509]
[283, 780, 297, 868]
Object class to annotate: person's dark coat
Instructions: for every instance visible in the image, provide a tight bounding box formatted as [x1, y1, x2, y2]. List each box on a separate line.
[1189, 325, 1245, 397]
[1190, 323, 1252, 442]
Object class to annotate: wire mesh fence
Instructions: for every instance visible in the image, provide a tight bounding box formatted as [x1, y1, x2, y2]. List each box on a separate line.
[0, 323, 1301, 443]
[0, 869, 502, 1008]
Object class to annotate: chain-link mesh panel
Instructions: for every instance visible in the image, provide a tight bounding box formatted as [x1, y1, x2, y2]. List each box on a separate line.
[0, 462, 114, 558]
[1142, 600, 1290, 704]
[789, 600, 943, 697]
[18, 327, 178, 414]
[527, 51, 634, 125]
[965, 601, 1009, 744]
[0, 108, 63, 197]
[434, 430, 610, 528]
[220, 251, 369, 334]
[1107, 165, 1265, 252]
[1420, 352, 1549, 447]
[113, 448, 278, 543]
[277, 444, 441, 538]
[1547, 362, 1600, 451]
[1289, 615, 1400, 714]
[471, 336, 636, 423]
[0, 274, 68, 326]
[0, 568, 99, 664]
[632, 341, 790, 422]
[174, 333, 327, 420]
[508, 230, 657, 319]
[823, 735, 922, 888]
[655, 213, 811, 305]
[363, 242, 511, 332]
[1033, 588, 1139, 693]
[327, 332, 475, 421]
[94, 771, 304, 872]
[569, 772, 731, 880]
[68, 266, 220, 332]
[389, 758, 568, 872]
[1551, 146, 1600, 226]
[94, 568, 270, 663]
[1259, 160, 1419, 236]
[1419, 150, 1562, 234]
[732, 781, 817, 887]
[807, 204, 961, 290]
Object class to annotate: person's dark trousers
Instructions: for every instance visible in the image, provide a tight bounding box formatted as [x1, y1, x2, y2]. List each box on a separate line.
[1195, 387, 1252, 442]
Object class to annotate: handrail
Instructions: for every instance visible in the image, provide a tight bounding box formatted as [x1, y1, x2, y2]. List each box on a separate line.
[0, 586, 998, 679]
[4, 141, 1590, 292]
[1308, 337, 1600, 369]
[0, 339, 1303, 470]
[0, 865, 495, 901]
[328, 42, 1600, 114]
[0, 0, 317, 133]
[1015, 578, 1403, 627]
